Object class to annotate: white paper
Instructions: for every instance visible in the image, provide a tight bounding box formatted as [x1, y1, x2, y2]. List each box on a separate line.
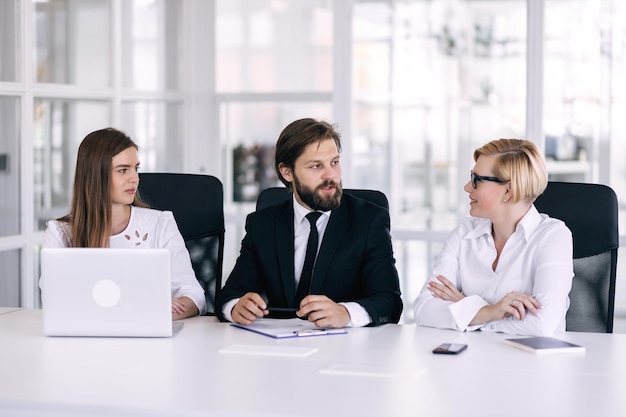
[218, 344, 318, 357]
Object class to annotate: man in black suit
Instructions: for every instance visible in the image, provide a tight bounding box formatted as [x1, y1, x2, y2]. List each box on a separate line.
[216, 118, 402, 328]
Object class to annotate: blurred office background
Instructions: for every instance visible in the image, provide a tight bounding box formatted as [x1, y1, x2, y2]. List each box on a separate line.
[1, 0, 625, 325]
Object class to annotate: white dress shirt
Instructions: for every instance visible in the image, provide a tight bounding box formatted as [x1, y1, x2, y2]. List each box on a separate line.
[292, 197, 330, 287]
[43, 206, 207, 315]
[291, 197, 372, 327]
[413, 205, 573, 336]
[223, 196, 372, 327]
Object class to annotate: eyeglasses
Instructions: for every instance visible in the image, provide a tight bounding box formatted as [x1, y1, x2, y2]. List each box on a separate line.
[470, 172, 506, 189]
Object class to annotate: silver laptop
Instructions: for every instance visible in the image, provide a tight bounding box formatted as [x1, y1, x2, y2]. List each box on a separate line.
[40, 248, 181, 337]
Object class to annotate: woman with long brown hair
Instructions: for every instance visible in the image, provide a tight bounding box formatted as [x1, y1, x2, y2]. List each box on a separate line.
[43, 127, 205, 319]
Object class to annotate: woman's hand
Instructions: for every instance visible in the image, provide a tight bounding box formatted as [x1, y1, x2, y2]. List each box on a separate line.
[495, 291, 541, 320]
[172, 297, 200, 320]
[471, 291, 541, 325]
[428, 275, 465, 302]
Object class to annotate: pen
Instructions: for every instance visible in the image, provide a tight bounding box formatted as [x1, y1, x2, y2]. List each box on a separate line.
[294, 329, 327, 336]
[266, 307, 299, 313]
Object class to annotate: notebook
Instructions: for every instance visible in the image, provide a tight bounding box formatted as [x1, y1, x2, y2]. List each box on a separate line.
[40, 248, 181, 337]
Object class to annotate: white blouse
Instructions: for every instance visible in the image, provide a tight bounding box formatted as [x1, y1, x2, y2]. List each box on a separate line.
[413, 205, 573, 336]
[44, 206, 207, 315]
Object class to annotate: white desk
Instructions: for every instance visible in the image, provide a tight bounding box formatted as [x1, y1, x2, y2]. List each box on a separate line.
[0, 307, 21, 315]
[1, 309, 625, 417]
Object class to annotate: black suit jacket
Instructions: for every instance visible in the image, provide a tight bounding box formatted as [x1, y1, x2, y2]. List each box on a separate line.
[216, 193, 403, 325]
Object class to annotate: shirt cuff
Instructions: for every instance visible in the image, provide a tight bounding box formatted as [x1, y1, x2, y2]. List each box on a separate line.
[448, 295, 489, 331]
[340, 302, 372, 327]
[222, 298, 239, 322]
[186, 294, 207, 316]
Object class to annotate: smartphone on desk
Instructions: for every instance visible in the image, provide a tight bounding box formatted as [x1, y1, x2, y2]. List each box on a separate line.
[433, 343, 468, 355]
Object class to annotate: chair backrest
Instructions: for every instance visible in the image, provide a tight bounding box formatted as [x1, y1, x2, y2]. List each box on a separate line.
[256, 187, 389, 211]
[138, 173, 225, 315]
[534, 181, 619, 333]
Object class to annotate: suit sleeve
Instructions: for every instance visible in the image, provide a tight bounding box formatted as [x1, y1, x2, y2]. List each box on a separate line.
[215, 213, 264, 321]
[355, 207, 403, 325]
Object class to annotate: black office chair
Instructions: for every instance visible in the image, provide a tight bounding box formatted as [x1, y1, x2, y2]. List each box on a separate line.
[138, 173, 225, 315]
[534, 181, 619, 333]
[256, 187, 389, 211]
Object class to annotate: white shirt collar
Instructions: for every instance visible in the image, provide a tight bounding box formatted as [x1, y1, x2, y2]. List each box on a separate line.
[464, 204, 542, 242]
[292, 194, 331, 225]
[516, 204, 542, 240]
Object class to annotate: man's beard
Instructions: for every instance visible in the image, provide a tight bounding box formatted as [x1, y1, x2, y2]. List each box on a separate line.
[293, 175, 342, 211]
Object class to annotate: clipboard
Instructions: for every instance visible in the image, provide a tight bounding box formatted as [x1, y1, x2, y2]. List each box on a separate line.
[230, 318, 347, 339]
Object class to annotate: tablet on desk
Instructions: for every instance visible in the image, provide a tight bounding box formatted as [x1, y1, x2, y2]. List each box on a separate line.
[504, 337, 585, 354]
[231, 318, 347, 339]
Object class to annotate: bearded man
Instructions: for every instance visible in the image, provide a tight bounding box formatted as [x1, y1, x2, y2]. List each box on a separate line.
[216, 118, 402, 328]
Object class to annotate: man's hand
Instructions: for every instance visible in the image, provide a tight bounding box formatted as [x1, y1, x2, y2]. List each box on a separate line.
[231, 292, 267, 325]
[297, 295, 350, 328]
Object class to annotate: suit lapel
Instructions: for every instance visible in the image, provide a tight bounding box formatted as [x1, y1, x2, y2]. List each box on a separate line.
[309, 198, 349, 294]
[276, 201, 297, 307]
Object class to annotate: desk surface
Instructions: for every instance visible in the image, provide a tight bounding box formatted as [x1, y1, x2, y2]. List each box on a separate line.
[1, 309, 625, 417]
[0, 307, 21, 315]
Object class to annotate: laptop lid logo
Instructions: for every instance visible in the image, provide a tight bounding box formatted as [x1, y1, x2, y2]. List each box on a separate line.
[92, 279, 121, 308]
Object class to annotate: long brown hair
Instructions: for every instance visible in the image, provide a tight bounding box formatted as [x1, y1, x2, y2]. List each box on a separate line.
[59, 127, 147, 247]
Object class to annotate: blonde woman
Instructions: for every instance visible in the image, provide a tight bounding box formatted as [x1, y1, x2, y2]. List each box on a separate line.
[414, 139, 573, 336]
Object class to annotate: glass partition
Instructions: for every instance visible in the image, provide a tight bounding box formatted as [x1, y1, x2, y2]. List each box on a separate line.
[120, 101, 183, 172]
[544, 1, 601, 182]
[544, 0, 626, 313]
[33, 99, 110, 230]
[353, 0, 527, 233]
[545, 0, 626, 221]
[0, 249, 21, 307]
[0, 96, 20, 237]
[0, 0, 19, 82]
[121, 0, 183, 90]
[34, 0, 111, 86]
[216, 0, 333, 93]
[609, 2, 626, 233]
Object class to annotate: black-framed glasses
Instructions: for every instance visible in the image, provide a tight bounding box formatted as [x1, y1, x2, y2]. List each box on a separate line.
[470, 172, 506, 189]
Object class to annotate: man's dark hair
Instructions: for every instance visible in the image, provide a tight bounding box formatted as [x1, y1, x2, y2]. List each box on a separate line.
[274, 118, 342, 190]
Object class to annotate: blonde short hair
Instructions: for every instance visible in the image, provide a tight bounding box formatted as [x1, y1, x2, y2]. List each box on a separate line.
[473, 139, 547, 203]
